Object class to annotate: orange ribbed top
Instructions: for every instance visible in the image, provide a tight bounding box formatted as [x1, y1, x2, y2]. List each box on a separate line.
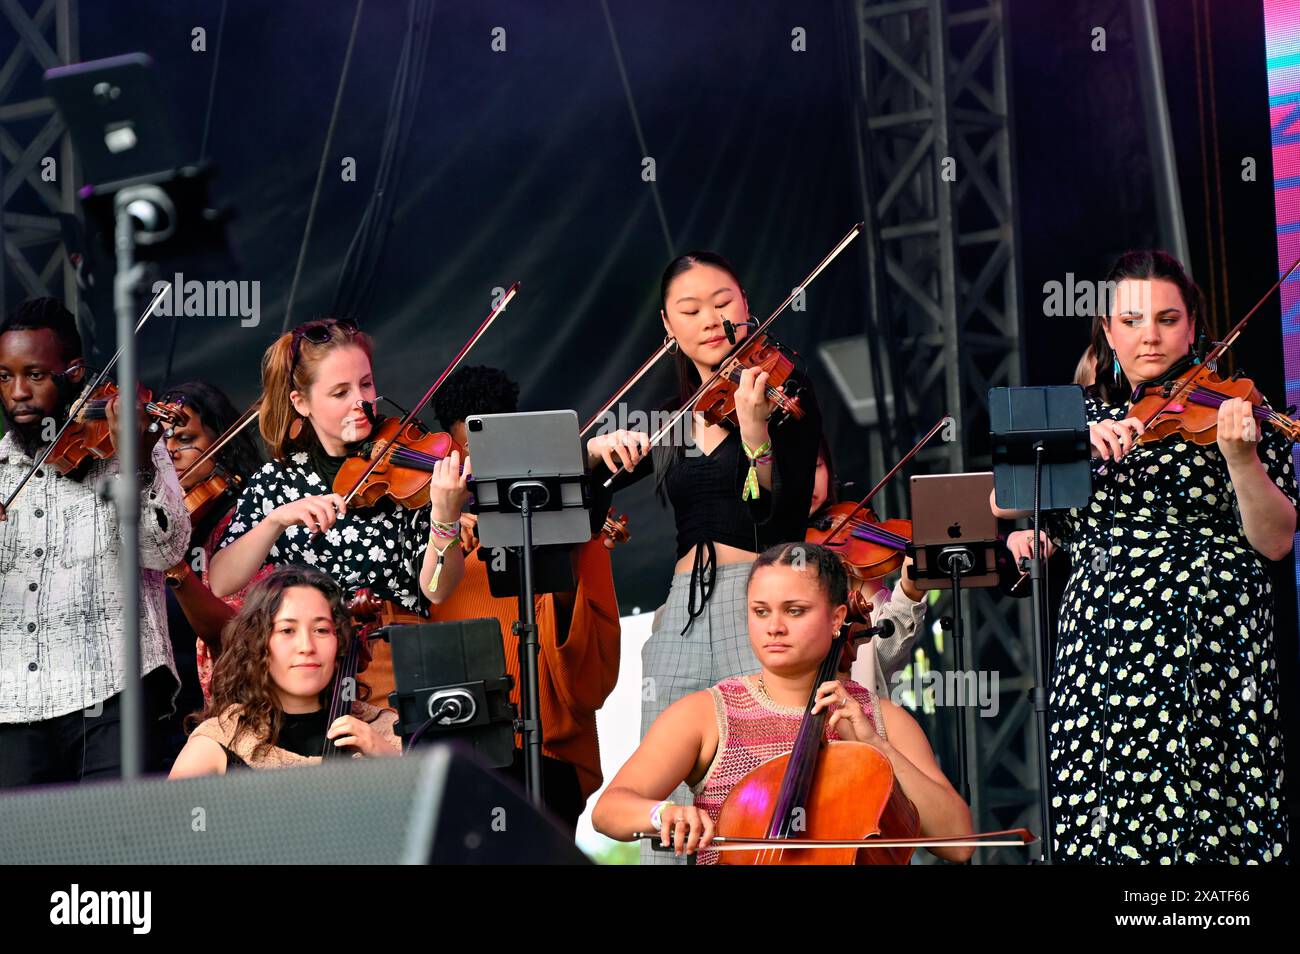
[429, 536, 622, 800]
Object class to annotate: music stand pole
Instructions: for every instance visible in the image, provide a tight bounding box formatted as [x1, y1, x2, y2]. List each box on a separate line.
[942, 549, 973, 806]
[1026, 442, 1054, 865]
[113, 192, 145, 781]
[511, 485, 545, 809]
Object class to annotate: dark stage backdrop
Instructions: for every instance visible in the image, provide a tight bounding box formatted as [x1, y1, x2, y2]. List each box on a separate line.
[2, 1, 1295, 637]
[5, 0, 883, 617]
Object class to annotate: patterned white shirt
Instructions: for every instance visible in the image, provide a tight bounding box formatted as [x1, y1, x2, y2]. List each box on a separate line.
[0, 429, 190, 723]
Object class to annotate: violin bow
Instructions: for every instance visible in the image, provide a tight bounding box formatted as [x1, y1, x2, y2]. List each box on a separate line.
[1, 282, 172, 513]
[175, 398, 261, 490]
[633, 827, 1036, 851]
[602, 224, 863, 487]
[820, 414, 950, 548]
[580, 339, 672, 437]
[336, 283, 520, 506]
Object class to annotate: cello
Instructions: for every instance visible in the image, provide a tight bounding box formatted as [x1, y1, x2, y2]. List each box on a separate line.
[712, 625, 920, 865]
[635, 622, 1033, 863]
[321, 588, 424, 759]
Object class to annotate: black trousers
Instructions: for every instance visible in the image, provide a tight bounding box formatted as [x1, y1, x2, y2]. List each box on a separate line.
[0, 668, 173, 790]
[502, 749, 586, 835]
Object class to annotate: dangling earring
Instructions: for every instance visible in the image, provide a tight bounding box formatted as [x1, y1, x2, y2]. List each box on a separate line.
[289, 416, 305, 441]
[663, 334, 679, 356]
[1112, 354, 1121, 381]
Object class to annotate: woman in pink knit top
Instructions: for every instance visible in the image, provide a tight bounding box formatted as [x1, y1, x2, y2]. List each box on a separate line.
[593, 542, 973, 864]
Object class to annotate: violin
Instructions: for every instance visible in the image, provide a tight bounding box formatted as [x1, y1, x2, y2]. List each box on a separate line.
[1127, 363, 1300, 448]
[602, 226, 862, 484]
[1, 284, 177, 516]
[334, 416, 464, 510]
[44, 381, 187, 476]
[330, 284, 518, 511]
[182, 470, 234, 522]
[807, 502, 911, 582]
[1119, 256, 1300, 452]
[601, 508, 630, 546]
[805, 417, 950, 583]
[695, 329, 805, 428]
[174, 399, 260, 524]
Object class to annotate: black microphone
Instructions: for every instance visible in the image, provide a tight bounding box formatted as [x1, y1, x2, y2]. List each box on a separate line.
[866, 618, 895, 639]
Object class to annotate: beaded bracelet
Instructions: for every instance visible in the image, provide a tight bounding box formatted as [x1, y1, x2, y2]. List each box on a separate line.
[740, 439, 773, 501]
[429, 520, 460, 546]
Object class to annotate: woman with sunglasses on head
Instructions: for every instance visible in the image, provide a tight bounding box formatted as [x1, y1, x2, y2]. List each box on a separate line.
[589, 252, 823, 861]
[207, 319, 470, 702]
[992, 250, 1298, 864]
[169, 564, 400, 777]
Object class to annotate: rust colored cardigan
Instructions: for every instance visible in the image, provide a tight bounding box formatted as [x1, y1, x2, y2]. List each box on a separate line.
[430, 536, 622, 799]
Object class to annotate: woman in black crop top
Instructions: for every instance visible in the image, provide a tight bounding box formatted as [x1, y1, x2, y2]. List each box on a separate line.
[588, 252, 821, 861]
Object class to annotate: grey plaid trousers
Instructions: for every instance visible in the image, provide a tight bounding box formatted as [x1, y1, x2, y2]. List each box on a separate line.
[639, 562, 757, 865]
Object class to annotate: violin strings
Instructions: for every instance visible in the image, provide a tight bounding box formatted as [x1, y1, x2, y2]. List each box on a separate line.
[721, 367, 788, 407]
[826, 516, 908, 548]
[1171, 386, 1281, 428]
[386, 447, 443, 469]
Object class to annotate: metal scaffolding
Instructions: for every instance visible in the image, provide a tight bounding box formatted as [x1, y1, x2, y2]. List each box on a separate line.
[851, 0, 1037, 862]
[1, 0, 80, 319]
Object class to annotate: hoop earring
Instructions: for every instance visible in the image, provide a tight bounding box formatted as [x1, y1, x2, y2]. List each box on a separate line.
[664, 334, 679, 356]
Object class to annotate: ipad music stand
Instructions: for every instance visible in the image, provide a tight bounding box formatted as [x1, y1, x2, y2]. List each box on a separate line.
[906, 472, 999, 818]
[989, 385, 1091, 865]
[467, 411, 591, 808]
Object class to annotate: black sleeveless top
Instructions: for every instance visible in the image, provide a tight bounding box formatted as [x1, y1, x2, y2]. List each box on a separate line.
[223, 709, 329, 768]
[600, 373, 822, 632]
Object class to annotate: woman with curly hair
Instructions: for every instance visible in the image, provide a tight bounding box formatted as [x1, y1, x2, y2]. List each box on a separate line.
[169, 565, 401, 776]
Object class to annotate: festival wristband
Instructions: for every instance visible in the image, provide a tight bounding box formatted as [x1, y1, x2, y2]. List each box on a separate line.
[740, 440, 773, 502]
[425, 539, 458, 595]
[649, 799, 671, 831]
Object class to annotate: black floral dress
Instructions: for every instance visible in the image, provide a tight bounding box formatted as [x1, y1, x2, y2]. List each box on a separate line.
[217, 452, 432, 613]
[1044, 394, 1298, 864]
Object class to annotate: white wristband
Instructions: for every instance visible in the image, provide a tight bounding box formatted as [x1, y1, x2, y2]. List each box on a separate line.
[649, 799, 670, 830]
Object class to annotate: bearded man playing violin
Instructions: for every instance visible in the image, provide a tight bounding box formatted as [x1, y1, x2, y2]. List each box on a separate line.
[0, 297, 191, 788]
[993, 251, 1298, 864]
[594, 542, 973, 864]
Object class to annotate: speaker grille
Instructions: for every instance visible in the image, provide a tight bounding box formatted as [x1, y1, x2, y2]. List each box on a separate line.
[0, 746, 588, 864]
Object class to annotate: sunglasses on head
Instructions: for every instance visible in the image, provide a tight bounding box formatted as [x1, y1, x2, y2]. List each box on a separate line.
[289, 319, 360, 382]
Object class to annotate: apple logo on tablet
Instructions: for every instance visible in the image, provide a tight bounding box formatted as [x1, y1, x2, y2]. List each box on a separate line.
[947, 522, 962, 539]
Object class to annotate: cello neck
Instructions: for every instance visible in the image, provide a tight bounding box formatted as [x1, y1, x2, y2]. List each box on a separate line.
[764, 634, 847, 839]
[321, 636, 363, 760]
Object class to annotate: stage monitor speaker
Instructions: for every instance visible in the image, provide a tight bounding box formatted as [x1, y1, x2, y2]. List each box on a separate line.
[0, 745, 588, 865]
